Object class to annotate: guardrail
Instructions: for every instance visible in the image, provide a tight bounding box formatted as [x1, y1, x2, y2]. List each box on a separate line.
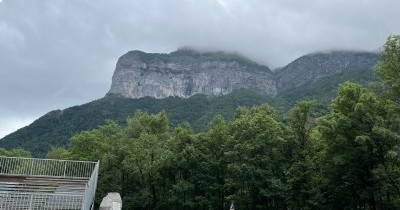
[82, 161, 99, 210]
[0, 156, 96, 178]
[0, 192, 84, 209]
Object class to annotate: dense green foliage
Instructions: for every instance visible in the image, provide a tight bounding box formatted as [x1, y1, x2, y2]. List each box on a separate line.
[276, 67, 378, 109]
[0, 89, 272, 157]
[0, 148, 31, 157]
[319, 82, 400, 209]
[375, 35, 400, 99]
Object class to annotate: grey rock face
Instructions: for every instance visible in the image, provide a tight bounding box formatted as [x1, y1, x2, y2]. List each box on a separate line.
[108, 49, 380, 99]
[275, 51, 380, 92]
[108, 49, 277, 98]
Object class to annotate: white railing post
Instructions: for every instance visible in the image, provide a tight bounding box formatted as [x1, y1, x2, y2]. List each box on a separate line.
[29, 159, 34, 176]
[63, 160, 67, 177]
[28, 193, 33, 210]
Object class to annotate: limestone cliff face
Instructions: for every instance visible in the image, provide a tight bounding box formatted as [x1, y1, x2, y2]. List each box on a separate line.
[275, 51, 380, 92]
[108, 49, 380, 99]
[108, 49, 277, 98]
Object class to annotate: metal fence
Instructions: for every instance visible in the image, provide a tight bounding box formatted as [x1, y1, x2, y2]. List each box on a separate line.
[82, 161, 99, 210]
[0, 156, 99, 210]
[0, 192, 83, 210]
[0, 156, 96, 178]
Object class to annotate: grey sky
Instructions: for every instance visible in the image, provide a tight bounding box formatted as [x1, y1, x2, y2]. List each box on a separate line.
[0, 0, 399, 138]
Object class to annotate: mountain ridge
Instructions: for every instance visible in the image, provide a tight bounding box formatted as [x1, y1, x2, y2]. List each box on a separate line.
[108, 49, 379, 98]
[275, 51, 380, 92]
[0, 49, 381, 156]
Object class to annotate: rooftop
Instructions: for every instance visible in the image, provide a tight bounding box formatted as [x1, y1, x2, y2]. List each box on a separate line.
[0, 156, 99, 210]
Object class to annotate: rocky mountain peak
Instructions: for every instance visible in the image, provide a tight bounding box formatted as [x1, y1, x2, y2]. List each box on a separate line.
[108, 49, 380, 99]
[107, 49, 276, 99]
[275, 51, 380, 92]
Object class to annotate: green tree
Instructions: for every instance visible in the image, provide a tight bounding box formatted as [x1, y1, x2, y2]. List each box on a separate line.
[46, 146, 70, 159]
[68, 120, 125, 204]
[161, 123, 200, 209]
[319, 82, 400, 209]
[122, 111, 169, 209]
[375, 35, 400, 99]
[0, 148, 31, 157]
[285, 101, 326, 209]
[202, 115, 230, 209]
[225, 105, 287, 209]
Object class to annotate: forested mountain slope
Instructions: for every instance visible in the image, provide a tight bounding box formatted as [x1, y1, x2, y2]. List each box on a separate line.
[0, 90, 271, 156]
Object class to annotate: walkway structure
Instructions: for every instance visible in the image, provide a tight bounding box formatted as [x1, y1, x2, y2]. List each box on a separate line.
[0, 156, 99, 210]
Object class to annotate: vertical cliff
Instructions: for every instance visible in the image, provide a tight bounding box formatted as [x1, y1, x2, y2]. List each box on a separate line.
[107, 49, 277, 98]
[108, 49, 380, 99]
[275, 51, 380, 92]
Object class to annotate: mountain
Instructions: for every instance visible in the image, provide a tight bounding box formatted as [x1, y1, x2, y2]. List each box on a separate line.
[108, 48, 277, 98]
[108, 49, 379, 98]
[275, 51, 380, 92]
[0, 49, 381, 157]
[274, 65, 379, 112]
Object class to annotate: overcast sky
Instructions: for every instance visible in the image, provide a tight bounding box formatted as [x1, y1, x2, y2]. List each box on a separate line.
[0, 0, 400, 138]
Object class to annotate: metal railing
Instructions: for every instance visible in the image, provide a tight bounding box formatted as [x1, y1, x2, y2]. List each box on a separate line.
[0, 192, 84, 210]
[0, 156, 100, 210]
[0, 156, 97, 178]
[82, 161, 99, 210]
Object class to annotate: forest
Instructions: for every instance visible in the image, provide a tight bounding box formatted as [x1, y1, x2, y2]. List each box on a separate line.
[1, 35, 400, 209]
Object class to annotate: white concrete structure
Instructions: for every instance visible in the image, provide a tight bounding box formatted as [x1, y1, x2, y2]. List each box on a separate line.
[0, 156, 99, 210]
[100, 192, 122, 210]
